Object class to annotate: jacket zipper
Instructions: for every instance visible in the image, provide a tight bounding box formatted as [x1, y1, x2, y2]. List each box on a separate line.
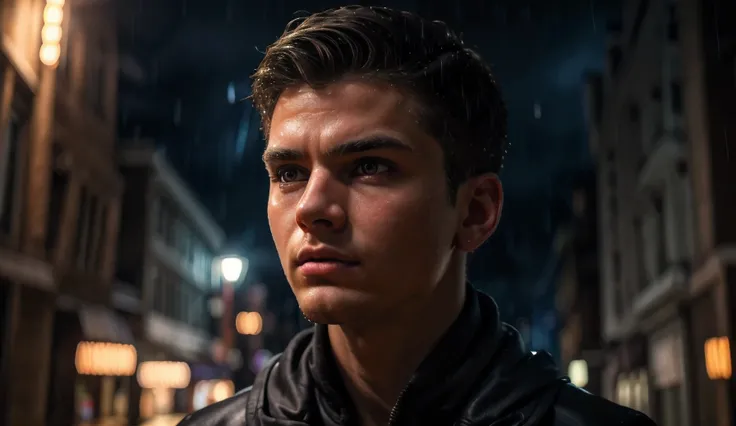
[387, 384, 410, 426]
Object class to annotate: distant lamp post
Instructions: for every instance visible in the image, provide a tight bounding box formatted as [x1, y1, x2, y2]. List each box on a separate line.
[220, 256, 246, 283]
[40, 0, 65, 67]
[213, 254, 249, 365]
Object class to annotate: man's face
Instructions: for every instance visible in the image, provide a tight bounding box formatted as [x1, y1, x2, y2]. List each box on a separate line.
[264, 80, 473, 325]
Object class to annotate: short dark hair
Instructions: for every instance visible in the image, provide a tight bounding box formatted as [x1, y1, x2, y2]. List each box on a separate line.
[252, 5, 508, 198]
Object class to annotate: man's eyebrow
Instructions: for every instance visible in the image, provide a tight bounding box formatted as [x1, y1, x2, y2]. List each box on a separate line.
[326, 137, 413, 157]
[262, 137, 413, 165]
[262, 147, 302, 165]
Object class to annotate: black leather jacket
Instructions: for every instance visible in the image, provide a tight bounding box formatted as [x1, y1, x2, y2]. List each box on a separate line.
[179, 287, 656, 426]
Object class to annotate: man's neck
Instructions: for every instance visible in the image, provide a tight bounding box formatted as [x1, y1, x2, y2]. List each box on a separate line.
[327, 261, 467, 425]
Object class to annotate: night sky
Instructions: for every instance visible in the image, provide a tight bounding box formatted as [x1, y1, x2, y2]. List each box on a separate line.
[116, 0, 618, 351]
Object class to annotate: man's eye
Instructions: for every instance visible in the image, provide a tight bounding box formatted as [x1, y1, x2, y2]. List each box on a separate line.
[354, 159, 390, 176]
[275, 167, 306, 183]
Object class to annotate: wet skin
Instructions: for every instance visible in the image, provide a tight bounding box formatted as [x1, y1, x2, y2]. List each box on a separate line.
[263, 79, 503, 328]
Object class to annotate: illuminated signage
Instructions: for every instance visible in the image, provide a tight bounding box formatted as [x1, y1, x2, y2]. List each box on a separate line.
[568, 359, 589, 388]
[137, 361, 191, 389]
[236, 311, 262, 336]
[705, 336, 732, 380]
[75, 341, 137, 376]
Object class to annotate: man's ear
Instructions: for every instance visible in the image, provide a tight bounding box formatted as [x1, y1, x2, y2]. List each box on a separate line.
[454, 173, 503, 252]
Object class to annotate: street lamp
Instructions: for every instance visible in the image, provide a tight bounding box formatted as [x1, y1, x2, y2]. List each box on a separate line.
[40, 0, 65, 67]
[220, 256, 246, 283]
[212, 254, 249, 366]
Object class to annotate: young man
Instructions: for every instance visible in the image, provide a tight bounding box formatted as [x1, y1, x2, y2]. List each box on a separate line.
[180, 6, 656, 426]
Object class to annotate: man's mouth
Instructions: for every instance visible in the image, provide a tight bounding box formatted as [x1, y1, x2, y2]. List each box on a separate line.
[297, 258, 360, 266]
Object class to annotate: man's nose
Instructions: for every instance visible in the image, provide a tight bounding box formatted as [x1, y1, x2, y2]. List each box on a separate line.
[294, 169, 347, 233]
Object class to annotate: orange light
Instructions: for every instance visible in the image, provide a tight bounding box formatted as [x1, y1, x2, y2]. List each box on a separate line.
[39, 0, 65, 67]
[137, 361, 191, 389]
[705, 336, 732, 380]
[235, 311, 263, 336]
[211, 380, 235, 403]
[75, 342, 137, 376]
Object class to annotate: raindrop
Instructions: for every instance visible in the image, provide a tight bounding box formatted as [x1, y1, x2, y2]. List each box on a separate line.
[534, 102, 542, 119]
[227, 82, 236, 104]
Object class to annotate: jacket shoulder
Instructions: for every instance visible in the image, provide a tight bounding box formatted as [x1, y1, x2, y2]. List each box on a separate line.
[177, 387, 251, 426]
[552, 384, 657, 426]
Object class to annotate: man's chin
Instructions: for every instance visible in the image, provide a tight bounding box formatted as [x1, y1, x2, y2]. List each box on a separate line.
[296, 286, 375, 325]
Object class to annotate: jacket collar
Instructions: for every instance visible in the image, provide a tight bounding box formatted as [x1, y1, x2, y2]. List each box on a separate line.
[308, 283, 491, 424]
[259, 285, 565, 425]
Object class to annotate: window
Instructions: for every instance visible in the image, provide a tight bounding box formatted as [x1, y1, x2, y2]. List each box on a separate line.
[0, 116, 22, 235]
[74, 189, 92, 266]
[45, 161, 69, 253]
[84, 198, 102, 268]
[73, 189, 107, 271]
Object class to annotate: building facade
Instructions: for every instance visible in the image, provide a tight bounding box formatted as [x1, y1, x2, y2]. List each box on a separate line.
[679, 0, 736, 424]
[0, 1, 131, 426]
[117, 143, 228, 421]
[556, 171, 604, 396]
[588, 0, 736, 425]
[586, 0, 692, 423]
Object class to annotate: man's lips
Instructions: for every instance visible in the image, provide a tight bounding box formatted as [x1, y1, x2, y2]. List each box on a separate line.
[295, 246, 359, 266]
[295, 246, 360, 275]
[297, 259, 359, 276]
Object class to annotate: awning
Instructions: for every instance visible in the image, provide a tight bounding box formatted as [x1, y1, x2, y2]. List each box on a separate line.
[79, 305, 135, 344]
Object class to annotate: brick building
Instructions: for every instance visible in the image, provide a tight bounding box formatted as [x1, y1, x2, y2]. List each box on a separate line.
[679, 0, 736, 424]
[587, 0, 736, 425]
[0, 1, 129, 426]
[586, 0, 692, 423]
[117, 143, 228, 419]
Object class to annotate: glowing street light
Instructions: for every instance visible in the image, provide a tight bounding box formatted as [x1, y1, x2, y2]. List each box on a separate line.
[236, 311, 263, 336]
[220, 256, 246, 283]
[212, 253, 249, 365]
[39, 0, 65, 67]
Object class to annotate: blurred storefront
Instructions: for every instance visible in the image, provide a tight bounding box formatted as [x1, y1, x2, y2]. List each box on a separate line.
[187, 363, 233, 412]
[605, 335, 651, 416]
[46, 303, 137, 426]
[687, 280, 732, 426]
[137, 361, 191, 419]
[648, 319, 689, 426]
[190, 379, 235, 411]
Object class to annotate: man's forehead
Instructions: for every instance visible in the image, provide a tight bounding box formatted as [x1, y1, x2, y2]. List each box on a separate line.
[269, 80, 421, 146]
[275, 80, 413, 115]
